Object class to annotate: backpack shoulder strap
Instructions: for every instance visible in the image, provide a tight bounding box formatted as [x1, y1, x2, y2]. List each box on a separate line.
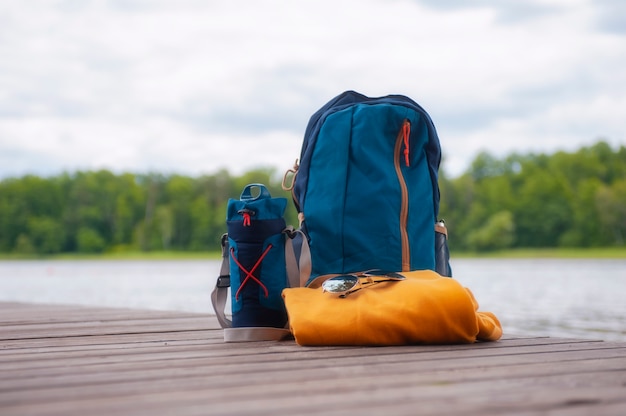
[284, 227, 311, 288]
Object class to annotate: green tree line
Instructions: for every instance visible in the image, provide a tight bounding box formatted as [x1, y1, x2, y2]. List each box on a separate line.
[1, 140, 625, 255]
[0, 168, 294, 254]
[440, 141, 626, 251]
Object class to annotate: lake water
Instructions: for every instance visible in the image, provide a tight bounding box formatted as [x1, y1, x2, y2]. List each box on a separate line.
[1, 258, 625, 342]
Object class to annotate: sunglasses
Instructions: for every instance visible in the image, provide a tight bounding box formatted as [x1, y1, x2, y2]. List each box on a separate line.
[321, 270, 406, 298]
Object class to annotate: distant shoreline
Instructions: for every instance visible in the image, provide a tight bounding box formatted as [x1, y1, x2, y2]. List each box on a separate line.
[453, 247, 626, 259]
[1, 247, 625, 261]
[0, 251, 222, 261]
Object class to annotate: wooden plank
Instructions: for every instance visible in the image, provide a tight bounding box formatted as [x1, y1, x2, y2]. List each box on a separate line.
[0, 308, 212, 325]
[3, 343, 625, 394]
[1, 302, 625, 416]
[0, 330, 221, 350]
[0, 334, 592, 357]
[0, 316, 220, 340]
[2, 363, 625, 416]
[2, 337, 622, 372]
[1, 350, 625, 403]
[1, 357, 625, 415]
[0, 334, 215, 354]
[0, 302, 222, 340]
[0, 302, 198, 321]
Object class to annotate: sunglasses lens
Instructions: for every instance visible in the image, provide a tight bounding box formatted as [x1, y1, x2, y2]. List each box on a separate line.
[322, 275, 359, 293]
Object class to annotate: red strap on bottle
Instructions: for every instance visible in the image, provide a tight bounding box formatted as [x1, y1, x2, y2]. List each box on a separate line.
[231, 245, 272, 300]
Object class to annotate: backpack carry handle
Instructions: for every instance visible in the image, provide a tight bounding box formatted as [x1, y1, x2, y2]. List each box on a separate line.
[240, 183, 271, 201]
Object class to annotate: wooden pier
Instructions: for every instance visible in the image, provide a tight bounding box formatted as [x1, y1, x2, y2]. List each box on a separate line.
[1, 301, 625, 415]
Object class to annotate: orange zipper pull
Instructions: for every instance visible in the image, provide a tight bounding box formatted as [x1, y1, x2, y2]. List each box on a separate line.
[402, 120, 411, 167]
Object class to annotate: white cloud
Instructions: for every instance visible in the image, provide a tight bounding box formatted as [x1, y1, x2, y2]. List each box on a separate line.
[0, 0, 624, 179]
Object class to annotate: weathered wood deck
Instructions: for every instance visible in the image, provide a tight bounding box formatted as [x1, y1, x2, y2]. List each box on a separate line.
[1, 302, 625, 416]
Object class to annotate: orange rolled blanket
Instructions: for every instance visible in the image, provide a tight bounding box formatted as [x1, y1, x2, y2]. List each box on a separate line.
[282, 269, 502, 346]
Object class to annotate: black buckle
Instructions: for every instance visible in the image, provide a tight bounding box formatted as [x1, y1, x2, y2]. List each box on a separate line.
[216, 275, 230, 288]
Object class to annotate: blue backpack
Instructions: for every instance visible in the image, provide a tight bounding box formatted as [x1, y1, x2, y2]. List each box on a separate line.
[283, 91, 451, 286]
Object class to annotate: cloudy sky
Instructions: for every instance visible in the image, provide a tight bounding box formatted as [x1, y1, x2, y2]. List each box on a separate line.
[1, 0, 624, 179]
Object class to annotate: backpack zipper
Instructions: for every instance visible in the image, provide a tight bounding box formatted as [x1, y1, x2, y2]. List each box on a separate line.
[394, 119, 411, 271]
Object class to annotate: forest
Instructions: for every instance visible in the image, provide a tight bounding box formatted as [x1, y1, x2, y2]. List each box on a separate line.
[1, 140, 625, 255]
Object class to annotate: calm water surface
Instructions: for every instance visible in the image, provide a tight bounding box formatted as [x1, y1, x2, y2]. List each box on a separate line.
[1, 258, 625, 341]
